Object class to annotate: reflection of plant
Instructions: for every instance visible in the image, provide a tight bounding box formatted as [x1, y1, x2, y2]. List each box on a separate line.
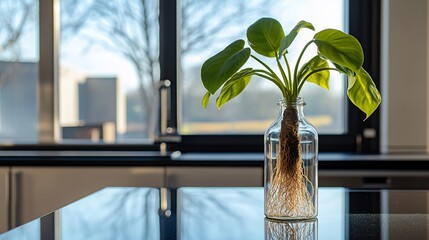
[201, 18, 381, 218]
[266, 218, 317, 240]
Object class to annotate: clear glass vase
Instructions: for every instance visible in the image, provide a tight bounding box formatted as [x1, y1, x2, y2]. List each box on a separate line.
[264, 97, 318, 220]
[265, 218, 318, 240]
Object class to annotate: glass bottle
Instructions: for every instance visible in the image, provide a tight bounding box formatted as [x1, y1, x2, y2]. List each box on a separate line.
[264, 97, 318, 220]
[265, 218, 318, 240]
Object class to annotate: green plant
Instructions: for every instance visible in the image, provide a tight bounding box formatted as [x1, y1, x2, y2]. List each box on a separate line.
[200, 18, 381, 218]
[201, 17, 380, 116]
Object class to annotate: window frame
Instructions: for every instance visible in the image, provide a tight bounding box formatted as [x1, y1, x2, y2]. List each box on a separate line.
[1, 0, 380, 153]
[168, 0, 381, 153]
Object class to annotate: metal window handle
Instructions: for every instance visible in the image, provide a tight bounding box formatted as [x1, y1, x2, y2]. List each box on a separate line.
[159, 79, 172, 135]
[160, 188, 171, 218]
[157, 80, 181, 143]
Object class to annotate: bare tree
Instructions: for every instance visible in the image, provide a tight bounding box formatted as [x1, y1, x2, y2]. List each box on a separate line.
[62, 0, 276, 137]
[62, 0, 159, 136]
[0, 0, 36, 60]
[180, 0, 274, 55]
[0, 0, 278, 137]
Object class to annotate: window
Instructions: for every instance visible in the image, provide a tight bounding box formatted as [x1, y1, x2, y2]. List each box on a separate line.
[0, 0, 380, 153]
[60, 0, 159, 143]
[174, 0, 381, 152]
[0, 0, 39, 143]
[180, 0, 346, 135]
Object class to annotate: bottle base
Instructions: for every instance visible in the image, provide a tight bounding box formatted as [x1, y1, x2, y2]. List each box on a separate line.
[265, 215, 317, 221]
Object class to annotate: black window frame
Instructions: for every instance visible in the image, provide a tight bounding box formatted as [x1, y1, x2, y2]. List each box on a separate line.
[0, 0, 380, 154]
[166, 0, 381, 153]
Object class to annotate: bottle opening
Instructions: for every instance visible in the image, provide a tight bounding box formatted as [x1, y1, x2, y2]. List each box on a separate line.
[278, 97, 305, 106]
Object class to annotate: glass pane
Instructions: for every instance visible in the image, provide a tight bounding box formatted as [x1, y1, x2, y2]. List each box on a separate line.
[0, 219, 40, 240]
[0, 0, 39, 142]
[180, 0, 345, 134]
[61, 188, 160, 240]
[60, 0, 159, 143]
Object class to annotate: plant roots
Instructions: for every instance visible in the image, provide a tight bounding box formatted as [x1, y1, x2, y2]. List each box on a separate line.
[266, 106, 315, 218]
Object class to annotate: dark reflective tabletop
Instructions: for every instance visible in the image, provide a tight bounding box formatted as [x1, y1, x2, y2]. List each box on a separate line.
[1, 187, 429, 239]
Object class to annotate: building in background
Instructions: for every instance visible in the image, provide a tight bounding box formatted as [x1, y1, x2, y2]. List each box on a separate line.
[0, 61, 127, 142]
[61, 74, 126, 142]
[0, 61, 38, 142]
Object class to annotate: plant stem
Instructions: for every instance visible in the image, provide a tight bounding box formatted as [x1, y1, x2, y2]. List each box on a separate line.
[253, 69, 279, 80]
[293, 40, 314, 97]
[297, 67, 339, 93]
[251, 54, 282, 80]
[252, 70, 288, 97]
[297, 61, 311, 82]
[283, 53, 293, 91]
[251, 55, 287, 98]
[276, 54, 290, 91]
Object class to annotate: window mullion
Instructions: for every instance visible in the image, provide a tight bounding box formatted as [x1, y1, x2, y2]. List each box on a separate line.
[39, 0, 60, 143]
[158, 0, 179, 144]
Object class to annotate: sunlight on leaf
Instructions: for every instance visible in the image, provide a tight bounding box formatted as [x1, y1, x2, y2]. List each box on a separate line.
[278, 20, 314, 57]
[201, 40, 250, 94]
[347, 68, 381, 119]
[332, 62, 354, 76]
[247, 18, 284, 58]
[216, 69, 253, 108]
[304, 56, 330, 90]
[314, 29, 363, 72]
[202, 92, 211, 108]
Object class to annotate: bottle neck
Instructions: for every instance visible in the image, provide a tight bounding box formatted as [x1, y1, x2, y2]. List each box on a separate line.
[278, 98, 305, 118]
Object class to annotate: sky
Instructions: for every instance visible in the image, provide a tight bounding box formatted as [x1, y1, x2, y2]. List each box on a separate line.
[1, 0, 344, 92]
[0, 0, 346, 129]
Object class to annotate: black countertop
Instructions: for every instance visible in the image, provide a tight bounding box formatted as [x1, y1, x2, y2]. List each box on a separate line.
[1, 187, 429, 239]
[0, 151, 428, 170]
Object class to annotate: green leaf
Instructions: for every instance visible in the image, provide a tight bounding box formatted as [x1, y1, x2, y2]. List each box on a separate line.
[332, 62, 354, 76]
[216, 68, 253, 108]
[278, 20, 314, 57]
[246, 18, 284, 58]
[314, 29, 364, 72]
[304, 56, 330, 90]
[347, 68, 381, 119]
[201, 40, 251, 94]
[202, 92, 211, 108]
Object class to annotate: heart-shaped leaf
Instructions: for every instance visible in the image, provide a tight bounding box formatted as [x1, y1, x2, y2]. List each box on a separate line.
[246, 18, 284, 58]
[347, 68, 381, 119]
[201, 40, 251, 94]
[278, 20, 314, 57]
[202, 92, 211, 108]
[314, 29, 364, 72]
[216, 68, 253, 108]
[304, 56, 330, 90]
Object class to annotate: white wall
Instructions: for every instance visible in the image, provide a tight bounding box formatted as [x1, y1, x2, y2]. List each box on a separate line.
[381, 0, 429, 153]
